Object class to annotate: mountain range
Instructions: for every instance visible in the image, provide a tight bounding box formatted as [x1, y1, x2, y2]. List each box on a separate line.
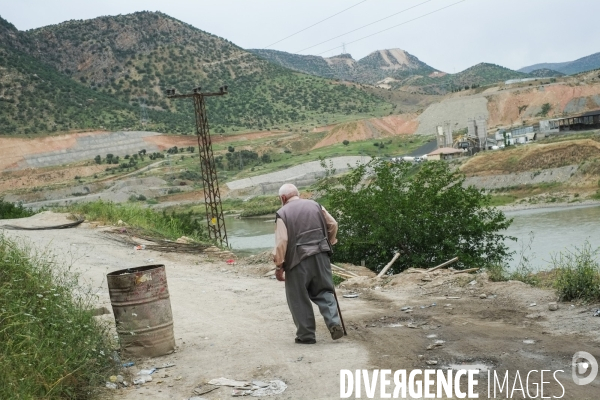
[519, 52, 600, 76]
[1, 11, 599, 137]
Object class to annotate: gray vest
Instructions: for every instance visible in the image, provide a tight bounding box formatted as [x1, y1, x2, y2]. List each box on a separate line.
[276, 199, 332, 270]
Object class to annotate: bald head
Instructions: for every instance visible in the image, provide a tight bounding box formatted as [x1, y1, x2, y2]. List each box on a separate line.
[279, 183, 299, 198]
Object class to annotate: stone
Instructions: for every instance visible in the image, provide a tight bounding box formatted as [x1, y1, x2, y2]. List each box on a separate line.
[548, 302, 559, 311]
[479, 294, 487, 299]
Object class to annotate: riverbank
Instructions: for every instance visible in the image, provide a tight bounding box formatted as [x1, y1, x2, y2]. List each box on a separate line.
[497, 198, 600, 212]
[1, 214, 599, 399]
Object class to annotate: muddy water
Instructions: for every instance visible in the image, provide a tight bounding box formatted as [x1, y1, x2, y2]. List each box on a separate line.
[504, 204, 600, 271]
[226, 205, 600, 271]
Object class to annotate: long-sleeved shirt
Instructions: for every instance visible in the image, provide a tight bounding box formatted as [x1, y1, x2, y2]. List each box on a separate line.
[272, 196, 338, 266]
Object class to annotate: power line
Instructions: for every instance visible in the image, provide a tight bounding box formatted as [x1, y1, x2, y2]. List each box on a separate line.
[296, 0, 433, 54]
[264, 0, 367, 49]
[315, 0, 466, 56]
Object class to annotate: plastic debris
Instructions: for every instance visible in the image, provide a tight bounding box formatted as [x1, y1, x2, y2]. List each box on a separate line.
[226, 259, 236, 265]
[109, 375, 118, 383]
[343, 293, 359, 298]
[105, 382, 118, 389]
[208, 377, 287, 397]
[134, 245, 146, 250]
[122, 361, 135, 367]
[133, 375, 153, 385]
[138, 368, 156, 375]
[593, 309, 600, 317]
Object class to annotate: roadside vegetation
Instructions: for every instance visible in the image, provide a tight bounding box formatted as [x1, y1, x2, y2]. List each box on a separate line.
[0, 199, 36, 219]
[66, 200, 209, 242]
[0, 234, 117, 398]
[317, 159, 514, 272]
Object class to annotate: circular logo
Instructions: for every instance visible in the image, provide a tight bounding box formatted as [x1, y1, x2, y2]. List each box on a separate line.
[572, 351, 599, 386]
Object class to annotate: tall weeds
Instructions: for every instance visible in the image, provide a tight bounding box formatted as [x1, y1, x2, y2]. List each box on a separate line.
[0, 234, 117, 399]
[67, 200, 209, 242]
[553, 241, 600, 302]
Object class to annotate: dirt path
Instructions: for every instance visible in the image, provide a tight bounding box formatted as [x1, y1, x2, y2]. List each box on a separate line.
[2, 214, 600, 399]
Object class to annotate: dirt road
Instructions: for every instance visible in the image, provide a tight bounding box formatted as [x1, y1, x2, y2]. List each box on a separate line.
[2, 214, 600, 399]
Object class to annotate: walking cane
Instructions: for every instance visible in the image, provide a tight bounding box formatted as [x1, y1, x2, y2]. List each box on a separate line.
[332, 289, 347, 336]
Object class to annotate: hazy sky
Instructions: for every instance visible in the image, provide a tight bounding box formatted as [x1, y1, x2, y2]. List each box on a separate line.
[2, 0, 598, 72]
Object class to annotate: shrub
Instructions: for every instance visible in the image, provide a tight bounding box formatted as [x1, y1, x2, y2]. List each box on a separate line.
[0, 200, 35, 219]
[317, 159, 515, 272]
[553, 242, 600, 302]
[0, 234, 116, 398]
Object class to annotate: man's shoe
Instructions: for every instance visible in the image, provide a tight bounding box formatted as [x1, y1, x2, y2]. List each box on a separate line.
[295, 338, 316, 344]
[330, 325, 344, 340]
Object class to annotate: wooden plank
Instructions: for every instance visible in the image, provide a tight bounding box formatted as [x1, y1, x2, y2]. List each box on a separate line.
[427, 257, 459, 272]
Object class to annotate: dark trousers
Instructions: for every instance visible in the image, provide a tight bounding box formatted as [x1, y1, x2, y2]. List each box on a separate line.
[284, 252, 341, 341]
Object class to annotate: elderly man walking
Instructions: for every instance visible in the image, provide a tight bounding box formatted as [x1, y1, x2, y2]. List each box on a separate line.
[272, 183, 344, 344]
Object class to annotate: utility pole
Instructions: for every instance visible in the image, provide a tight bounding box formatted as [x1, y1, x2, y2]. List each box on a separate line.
[166, 86, 229, 247]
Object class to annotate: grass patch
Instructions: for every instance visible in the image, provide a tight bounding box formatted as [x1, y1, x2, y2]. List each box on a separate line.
[332, 274, 346, 286]
[0, 199, 36, 219]
[66, 200, 209, 242]
[0, 234, 117, 398]
[552, 241, 600, 302]
[488, 194, 518, 207]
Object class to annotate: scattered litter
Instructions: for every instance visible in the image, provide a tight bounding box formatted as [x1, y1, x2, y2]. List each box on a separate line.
[434, 340, 446, 344]
[468, 280, 477, 286]
[134, 245, 146, 250]
[523, 339, 536, 344]
[116, 375, 124, 383]
[426, 334, 438, 339]
[343, 293, 359, 298]
[109, 375, 118, 383]
[593, 309, 600, 317]
[388, 323, 403, 328]
[446, 296, 461, 299]
[426, 360, 438, 365]
[401, 306, 412, 311]
[105, 382, 118, 389]
[193, 386, 219, 396]
[155, 363, 176, 369]
[431, 303, 436, 306]
[427, 343, 443, 350]
[226, 259, 236, 265]
[138, 368, 156, 375]
[208, 377, 287, 397]
[407, 324, 419, 329]
[528, 303, 537, 307]
[548, 302, 559, 311]
[133, 375, 153, 385]
[122, 362, 135, 367]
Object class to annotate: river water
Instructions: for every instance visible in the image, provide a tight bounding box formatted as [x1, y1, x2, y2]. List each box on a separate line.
[226, 205, 600, 270]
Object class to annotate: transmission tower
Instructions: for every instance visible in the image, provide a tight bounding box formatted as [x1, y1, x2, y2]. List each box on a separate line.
[139, 97, 149, 126]
[166, 86, 229, 247]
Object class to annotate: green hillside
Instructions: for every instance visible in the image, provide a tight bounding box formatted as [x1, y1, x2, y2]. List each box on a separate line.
[407, 63, 529, 94]
[0, 12, 390, 136]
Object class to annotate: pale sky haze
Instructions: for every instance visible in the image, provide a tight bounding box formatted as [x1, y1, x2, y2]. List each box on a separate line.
[2, 0, 598, 72]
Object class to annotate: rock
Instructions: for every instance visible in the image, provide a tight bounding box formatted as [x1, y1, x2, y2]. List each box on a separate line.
[548, 302, 559, 311]
[421, 275, 433, 282]
[417, 355, 424, 360]
[479, 294, 487, 299]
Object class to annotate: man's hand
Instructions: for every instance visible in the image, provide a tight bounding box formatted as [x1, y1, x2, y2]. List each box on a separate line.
[275, 266, 285, 282]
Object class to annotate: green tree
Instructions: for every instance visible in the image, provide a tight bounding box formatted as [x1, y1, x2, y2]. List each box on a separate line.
[317, 159, 514, 272]
[94, 155, 101, 164]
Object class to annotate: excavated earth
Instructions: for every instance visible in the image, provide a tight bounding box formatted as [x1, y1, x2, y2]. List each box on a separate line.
[1, 213, 599, 399]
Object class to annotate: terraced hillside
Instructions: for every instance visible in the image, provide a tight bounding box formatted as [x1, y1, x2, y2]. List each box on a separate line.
[0, 12, 390, 136]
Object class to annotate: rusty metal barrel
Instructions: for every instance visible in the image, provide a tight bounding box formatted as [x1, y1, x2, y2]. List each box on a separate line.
[107, 264, 175, 357]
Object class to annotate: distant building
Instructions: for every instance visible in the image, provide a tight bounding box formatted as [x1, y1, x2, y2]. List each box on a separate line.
[540, 110, 600, 133]
[427, 147, 465, 161]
